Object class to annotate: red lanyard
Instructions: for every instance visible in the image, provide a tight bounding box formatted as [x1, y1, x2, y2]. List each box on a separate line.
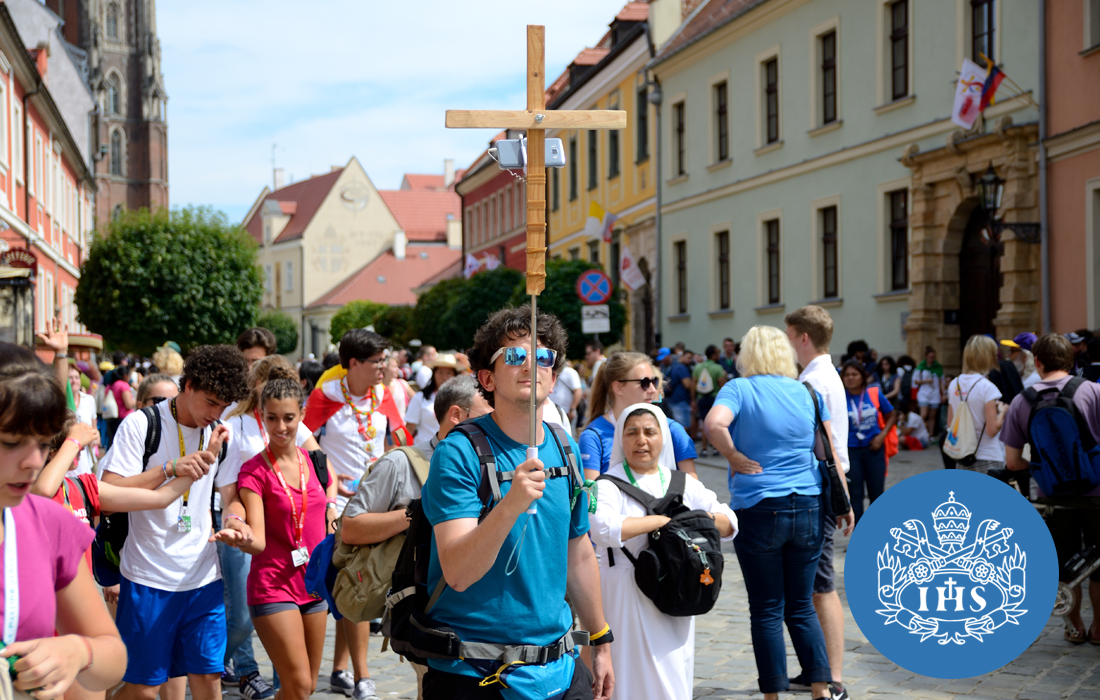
[267, 447, 307, 548]
[254, 407, 268, 446]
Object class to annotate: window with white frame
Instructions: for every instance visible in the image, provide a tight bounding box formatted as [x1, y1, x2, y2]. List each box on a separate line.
[765, 219, 781, 304]
[110, 130, 122, 176]
[34, 134, 41, 198]
[0, 84, 7, 168]
[673, 101, 686, 175]
[286, 261, 294, 291]
[714, 81, 729, 162]
[821, 206, 838, 298]
[106, 74, 121, 115]
[12, 104, 20, 182]
[106, 2, 120, 41]
[675, 240, 688, 314]
[820, 32, 837, 125]
[889, 189, 909, 290]
[1088, 0, 1100, 49]
[972, 0, 995, 62]
[890, 0, 909, 100]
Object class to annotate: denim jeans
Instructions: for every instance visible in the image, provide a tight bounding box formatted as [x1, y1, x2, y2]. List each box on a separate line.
[848, 445, 887, 523]
[216, 511, 257, 676]
[667, 400, 692, 431]
[734, 493, 831, 694]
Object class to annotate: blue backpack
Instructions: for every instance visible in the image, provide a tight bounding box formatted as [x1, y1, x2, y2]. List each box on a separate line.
[1024, 377, 1100, 497]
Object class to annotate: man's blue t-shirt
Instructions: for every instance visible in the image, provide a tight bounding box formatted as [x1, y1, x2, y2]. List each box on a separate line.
[846, 388, 894, 448]
[714, 375, 827, 510]
[579, 413, 698, 474]
[420, 414, 588, 691]
[664, 362, 692, 405]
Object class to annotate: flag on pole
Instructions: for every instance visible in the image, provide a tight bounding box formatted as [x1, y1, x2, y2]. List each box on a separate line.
[619, 245, 646, 291]
[463, 254, 480, 279]
[979, 63, 1005, 111]
[601, 211, 619, 243]
[484, 253, 502, 271]
[583, 201, 621, 242]
[951, 58, 987, 129]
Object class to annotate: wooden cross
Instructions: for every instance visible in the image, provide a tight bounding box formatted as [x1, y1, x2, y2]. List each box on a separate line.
[446, 25, 626, 457]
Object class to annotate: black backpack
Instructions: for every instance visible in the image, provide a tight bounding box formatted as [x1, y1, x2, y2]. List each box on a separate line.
[900, 366, 915, 402]
[597, 470, 723, 617]
[383, 421, 589, 665]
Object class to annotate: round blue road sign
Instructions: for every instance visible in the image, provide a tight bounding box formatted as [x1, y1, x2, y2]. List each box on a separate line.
[576, 269, 612, 305]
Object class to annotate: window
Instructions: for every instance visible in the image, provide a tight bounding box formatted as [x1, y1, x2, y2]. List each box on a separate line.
[716, 230, 730, 310]
[610, 233, 621, 288]
[764, 59, 779, 144]
[569, 247, 580, 260]
[34, 135, 41, 198]
[821, 32, 837, 125]
[636, 86, 649, 162]
[821, 206, 838, 298]
[608, 128, 620, 179]
[675, 240, 687, 314]
[107, 76, 120, 115]
[0, 86, 6, 167]
[587, 130, 598, 190]
[568, 137, 578, 201]
[674, 102, 685, 176]
[972, 0, 995, 62]
[286, 261, 294, 291]
[889, 190, 909, 290]
[766, 219, 780, 304]
[714, 81, 729, 162]
[890, 0, 909, 100]
[110, 130, 122, 175]
[588, 240, 600, 265]
[106, 2, 119, 40]
[264, 264, 273, 293]
[1090, 0, 1100, 49]
[13, 104, 21, 181]
[551, 167, 559, 211]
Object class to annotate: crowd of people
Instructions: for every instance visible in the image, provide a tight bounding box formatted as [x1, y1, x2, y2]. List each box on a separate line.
[2, 302, 1098, 700]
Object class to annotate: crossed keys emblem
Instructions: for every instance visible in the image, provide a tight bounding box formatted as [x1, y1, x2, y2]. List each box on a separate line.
[876, 492, 1028, 645]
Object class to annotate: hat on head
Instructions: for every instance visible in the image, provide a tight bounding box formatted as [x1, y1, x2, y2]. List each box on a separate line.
[99, 361, 115, 371]
[1011, 332, 1038, 352]
[163, 341, 182, 354]
[1066, 332, 1085, 345]
[427, 352, 468, 372]
[655, 347, 671, 362]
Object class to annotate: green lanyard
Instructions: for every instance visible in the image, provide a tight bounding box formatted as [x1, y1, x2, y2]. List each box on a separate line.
[623, 463, 668, 496]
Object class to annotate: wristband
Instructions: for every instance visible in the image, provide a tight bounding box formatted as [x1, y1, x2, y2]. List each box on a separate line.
[55, 352, 68, 359]
[77, 635, 93, 672]
[326, 498, 338, 505]
[66, 437, 82, 450]
[172, 459, 178, 478]
[326, 502, 338, 510]
[223, 514, 245, 529]
[162, 462, 170, 480]
[589, 624, 614, 646]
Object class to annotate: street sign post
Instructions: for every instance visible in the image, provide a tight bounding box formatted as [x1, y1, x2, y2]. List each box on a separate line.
[576, 269, 613, 305]
[581, 305, 611, 334]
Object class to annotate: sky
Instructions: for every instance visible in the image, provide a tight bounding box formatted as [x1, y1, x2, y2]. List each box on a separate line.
[159, 0, 636, 224]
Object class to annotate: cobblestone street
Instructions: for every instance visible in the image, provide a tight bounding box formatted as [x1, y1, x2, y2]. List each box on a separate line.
[248, 446, 1100, 699]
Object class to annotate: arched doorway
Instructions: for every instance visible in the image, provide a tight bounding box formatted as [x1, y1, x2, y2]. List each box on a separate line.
[958, 205, 1002, 349]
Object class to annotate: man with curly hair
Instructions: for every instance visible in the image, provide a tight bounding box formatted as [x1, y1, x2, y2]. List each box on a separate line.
[103, 344, 253, 700]
[419, 305, 615, 699]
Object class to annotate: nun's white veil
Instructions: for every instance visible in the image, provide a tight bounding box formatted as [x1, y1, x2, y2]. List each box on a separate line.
[606, 402, 677, 480]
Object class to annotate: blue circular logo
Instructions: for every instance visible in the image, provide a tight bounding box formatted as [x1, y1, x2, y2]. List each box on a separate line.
[844, 470, 1057, 678]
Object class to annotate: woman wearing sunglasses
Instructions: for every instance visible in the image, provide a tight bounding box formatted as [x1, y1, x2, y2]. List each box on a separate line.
[580, 352, 698, 481]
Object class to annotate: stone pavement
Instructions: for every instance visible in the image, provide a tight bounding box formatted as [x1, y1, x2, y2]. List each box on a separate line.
[245, 445, 1100, 699]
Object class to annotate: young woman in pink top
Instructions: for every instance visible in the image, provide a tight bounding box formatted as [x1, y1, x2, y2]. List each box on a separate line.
[238, 378, 329, 700]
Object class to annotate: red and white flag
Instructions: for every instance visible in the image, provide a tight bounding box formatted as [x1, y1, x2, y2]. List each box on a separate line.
[952, 59, 987, 130]
[463, 254, 480, 279]
[619, 245, 647, 291]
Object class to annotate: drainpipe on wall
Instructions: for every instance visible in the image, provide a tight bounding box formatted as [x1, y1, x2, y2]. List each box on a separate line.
[645, 20, 663, 348]
[1039, 0, 1051, 333]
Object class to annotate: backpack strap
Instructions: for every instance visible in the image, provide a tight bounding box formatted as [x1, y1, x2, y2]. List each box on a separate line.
[666, 468, 686, 497]
[308, 450, 330, 489]
[453, 423, 507, 506]
[596, 474, 659, 515]
[140, 405, 161, 471]
[546, 423, 583, 490]
[394, 446, 431, 486]
[1060, 376, 1087, 400]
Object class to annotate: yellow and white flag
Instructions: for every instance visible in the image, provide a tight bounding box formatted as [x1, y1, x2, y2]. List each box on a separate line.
[584, 201, 620, 242]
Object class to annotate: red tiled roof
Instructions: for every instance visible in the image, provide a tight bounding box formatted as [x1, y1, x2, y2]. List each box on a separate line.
[546, 67, 571, 104]
[243, 169, 344, 245]
[308, 245, 463, 308]
[401, 174, 445, 191]
[573, 47, 610, 66]
[616, 2, 649, 21]
[655, 0, 767, 62]
[378, 189, 460, 242]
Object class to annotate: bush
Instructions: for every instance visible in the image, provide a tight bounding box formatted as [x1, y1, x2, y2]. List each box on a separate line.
[374, 306, 416, 346]
[410, 277, 467, 349]
[256, 310, 299, 355]
[444, 267, 524, 351]
[329, 299, 389, 346]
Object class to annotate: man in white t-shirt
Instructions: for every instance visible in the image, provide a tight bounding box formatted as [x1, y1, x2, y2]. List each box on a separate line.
[785, 306, 852, 700]
[414, 345, 438, 390]
[548, 362, 583, 435]
[303, 329, 408, 700]
[104, 345, 253, 700]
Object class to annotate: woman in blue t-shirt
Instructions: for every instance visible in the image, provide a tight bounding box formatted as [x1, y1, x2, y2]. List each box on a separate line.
[704, 326, 852, 700]
[579, 352, 698, 481]
[840, 360, 897, 524]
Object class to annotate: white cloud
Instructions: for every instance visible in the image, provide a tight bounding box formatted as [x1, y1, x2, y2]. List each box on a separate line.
[160, 0, 636, 222]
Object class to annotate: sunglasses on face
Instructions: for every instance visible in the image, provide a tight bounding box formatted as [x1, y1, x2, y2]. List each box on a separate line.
[490, 346, 557, 369]
[620, 377, 659, 391]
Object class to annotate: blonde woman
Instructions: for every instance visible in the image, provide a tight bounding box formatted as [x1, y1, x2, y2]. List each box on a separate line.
[152, 345, 184, 385]
[945, 335, 1007, 473]
[704, 326, 852, 700]
[579, 351, 698, 481]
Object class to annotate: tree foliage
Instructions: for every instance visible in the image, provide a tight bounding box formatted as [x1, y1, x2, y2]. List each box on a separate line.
[257, 310, 299, 355]
[374, 305, 416, 346]
[410, 277, 468, 349]
[508, 259, 626, 360]
[444, 267, 524, 350]
[75, 207, 263, 355]
[329, 299, 389, 345]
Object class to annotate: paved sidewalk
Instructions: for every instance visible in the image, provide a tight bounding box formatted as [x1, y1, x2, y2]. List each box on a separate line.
[246, 445, 1100, 699]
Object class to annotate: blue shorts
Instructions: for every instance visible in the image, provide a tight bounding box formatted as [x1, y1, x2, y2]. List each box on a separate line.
[117, 577, 227, 685]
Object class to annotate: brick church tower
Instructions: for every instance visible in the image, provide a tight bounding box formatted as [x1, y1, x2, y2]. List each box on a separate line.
[47, 0, 168, 223]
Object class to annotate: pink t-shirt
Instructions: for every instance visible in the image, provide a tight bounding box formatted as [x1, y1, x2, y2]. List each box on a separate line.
[0, 495, 95, 641]
[238, 450, 327, 606]
[110, 380, 134, 419]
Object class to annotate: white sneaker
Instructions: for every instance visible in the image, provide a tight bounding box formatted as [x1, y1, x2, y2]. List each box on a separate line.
[330, 670, 354, 697]
[352, 678, 379, 700]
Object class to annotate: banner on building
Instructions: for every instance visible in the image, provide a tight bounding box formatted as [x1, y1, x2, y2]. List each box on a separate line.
[619, 245, 646, 291]
[951, 58, 988, 129]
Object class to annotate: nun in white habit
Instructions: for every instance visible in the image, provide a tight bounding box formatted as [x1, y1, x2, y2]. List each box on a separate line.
[589, 403, 737, 700]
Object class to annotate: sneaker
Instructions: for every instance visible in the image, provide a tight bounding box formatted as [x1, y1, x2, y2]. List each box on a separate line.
[330, 670, 354, 697]
[830, 682, 850, 700]
[352, 678, 379, 700]
[238, 672, 274, 700]
[221, 670, 239, 696]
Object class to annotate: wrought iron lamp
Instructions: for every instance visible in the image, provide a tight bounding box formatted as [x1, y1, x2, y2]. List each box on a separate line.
[976, 162, 1041, 243]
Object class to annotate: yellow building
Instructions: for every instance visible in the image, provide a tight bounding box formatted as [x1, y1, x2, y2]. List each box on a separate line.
[546, 2, 657, 352]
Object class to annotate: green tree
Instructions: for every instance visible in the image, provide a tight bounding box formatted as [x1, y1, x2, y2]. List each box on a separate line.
[374, 305, 416, 346]
[411, 277, 468, 349]
[329, 299, 388, 345]
[444, 267, 524, 350]
[75, 207, 263, 355]
[508, 259, 626, 360]
[256, 310, 299, 355]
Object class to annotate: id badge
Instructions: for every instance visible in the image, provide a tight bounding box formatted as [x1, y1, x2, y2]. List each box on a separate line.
[291, 547, 309, 568]
[177, 515, 192, 533]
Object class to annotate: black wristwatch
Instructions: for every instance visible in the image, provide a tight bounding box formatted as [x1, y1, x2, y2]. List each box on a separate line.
[590, 628, 614, 646]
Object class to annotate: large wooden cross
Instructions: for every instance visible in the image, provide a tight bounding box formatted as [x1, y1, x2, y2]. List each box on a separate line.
[447, 25, 626, 455]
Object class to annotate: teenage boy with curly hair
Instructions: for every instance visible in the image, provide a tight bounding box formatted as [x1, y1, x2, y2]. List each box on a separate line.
[104, 345, 253, 700]
[419, 305, 615, 700]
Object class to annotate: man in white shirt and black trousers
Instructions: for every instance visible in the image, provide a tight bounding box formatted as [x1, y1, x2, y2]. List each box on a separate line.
[786, 306, 852, 700]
